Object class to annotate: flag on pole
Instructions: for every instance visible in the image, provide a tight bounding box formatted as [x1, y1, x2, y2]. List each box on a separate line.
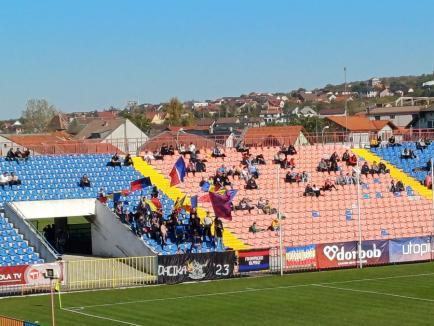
[130, 177, 152, 191]
[191, 195, 198, 209]
[199, 193, 210, 202]
[169, 157, 186, 187]
[174, 195, 186, 211]
[145, 198, 158, 212]
[209, 191, 232, 220]
[113, 191, 122, 203]
[54, 280, 62, 308]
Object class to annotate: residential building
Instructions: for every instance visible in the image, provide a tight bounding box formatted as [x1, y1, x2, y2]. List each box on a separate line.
[366, 106, 423, 128]
[325, 115, 398, 146]
[406, 105, 434, 129]
[290, 106, 318, 118]
[318, 107, 346, 118]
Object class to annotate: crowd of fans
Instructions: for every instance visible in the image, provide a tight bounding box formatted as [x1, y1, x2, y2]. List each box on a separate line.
[106, 185, 225, 252]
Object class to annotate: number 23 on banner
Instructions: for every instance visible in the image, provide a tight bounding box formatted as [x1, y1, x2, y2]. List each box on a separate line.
[215, 264, 230, 276]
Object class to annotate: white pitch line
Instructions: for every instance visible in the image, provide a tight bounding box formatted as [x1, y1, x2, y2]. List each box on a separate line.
[62, 307, 143, 326]
[312, 284, 434, 303]
[65, 271, 434, 310]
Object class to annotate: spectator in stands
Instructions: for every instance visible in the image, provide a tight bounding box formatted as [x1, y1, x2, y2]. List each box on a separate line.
[378, 161, 390, 174]
[370, 137, 379, 148]
[257, 197, 266, 211]
[401, 148, 416, 159]
[330, 151, 340, 170]
[245, 176, 258, 190]
[262, 200, 277, 215]
[390, 180, 404, 193]
[186, 160, 197, 176]
[336, 171, 347, 186]
[14, 148, 24, 161]
[235, 198, 254, 213]
[342, 149, 350, 163]
[304, 184, 320, 197]
[249, 222, 263, 234]
[312, 184, 321, 197]
[143, 151, 155, 164]
[22, 148, 30, 161]
[161, 143, 175, 156]
[267, 218, 280, 232]
[196, 158, 206, 173]
[214, 217, 224, 248]
[287, 144, 297, 155]
[79, 174, 91, 188]
[317, 159, 329, 173]
[252, 154, 266, 165]
[248, 163, 259, 178]
[188, 142, 197, 155]
[9, 172, 21, 186]
[6, 148, 17, 163]
[124, 154, 133, 166]
[388, 135, 401, 147]
[203, 212, 213, 241]
[211, 146, 226, 158]
[98, 187, 107, 204]
[416, 138, 428, 152]
[109, 153, 122, 168]
[321, 179, 337, 191]
[236, 142, 250, 153]
[0, 172, 8, 189]
[424, 174, 432, 189]
[361, 162, 370, 178]
[300, 171, 309, 183]
[160, 221, 168, 247]
[347, 154, 357, 166]
[370, 161, 380, 176]
[178, 143, 187, 155]
[273, 152, 285, 165]
[285, 171, 300, 184]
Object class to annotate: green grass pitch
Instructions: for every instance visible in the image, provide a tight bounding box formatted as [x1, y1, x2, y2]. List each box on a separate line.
[1, 262, 434, 326]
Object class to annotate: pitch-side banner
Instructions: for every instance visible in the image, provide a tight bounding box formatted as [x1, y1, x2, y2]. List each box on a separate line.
[238, 249, 270, 272]
[0, 263, 62, 287]
[285, 245, 317, 270]
[157, 252, 235, 284]
[316, 240, 389, 269]
[389, 236, 433, 263]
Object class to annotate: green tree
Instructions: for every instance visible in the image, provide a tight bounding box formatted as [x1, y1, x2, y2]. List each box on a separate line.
[164, 98, 184, 125]
[119, 111, 151, 133]
[21, 99, 57, 133]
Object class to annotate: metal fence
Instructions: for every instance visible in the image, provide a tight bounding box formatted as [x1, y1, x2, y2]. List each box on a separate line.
[62, 256, 158, 291]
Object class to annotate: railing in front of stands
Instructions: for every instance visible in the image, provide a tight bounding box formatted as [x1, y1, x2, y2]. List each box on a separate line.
[2, 129, 434, 156]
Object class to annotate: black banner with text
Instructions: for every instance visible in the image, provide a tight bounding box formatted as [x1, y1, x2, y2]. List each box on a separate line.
[157, 251, 235, 284]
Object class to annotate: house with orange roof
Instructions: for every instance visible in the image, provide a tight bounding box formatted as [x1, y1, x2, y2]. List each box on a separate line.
[243, 125, 309, 147]
[325, 115, 398, 146]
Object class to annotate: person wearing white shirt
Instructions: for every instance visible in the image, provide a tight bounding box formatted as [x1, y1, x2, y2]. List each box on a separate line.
[188, 143, 196, 154]
[0, 173, 9, 189]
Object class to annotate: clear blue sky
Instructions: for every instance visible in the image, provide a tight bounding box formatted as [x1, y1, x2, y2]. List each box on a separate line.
[1, 0, 433, 119]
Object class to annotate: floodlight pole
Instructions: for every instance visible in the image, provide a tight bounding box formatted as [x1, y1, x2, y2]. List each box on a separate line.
[431, 158, 434, 261]
[355, 159, 363, 269]
[277, 165, 284, 276]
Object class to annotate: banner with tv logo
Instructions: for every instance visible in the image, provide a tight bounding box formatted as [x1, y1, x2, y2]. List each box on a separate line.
[0, 263, 62, 287]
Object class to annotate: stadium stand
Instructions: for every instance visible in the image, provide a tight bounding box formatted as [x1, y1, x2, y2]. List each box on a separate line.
[370, 142, 433, 192]
[147, 143, 433, 249]
[0, 213, 43, 266]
